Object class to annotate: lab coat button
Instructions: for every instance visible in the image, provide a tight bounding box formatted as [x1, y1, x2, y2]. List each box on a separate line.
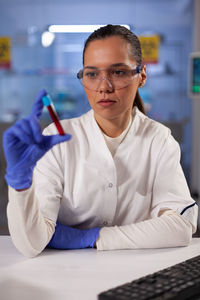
[108, 183, 113, 188]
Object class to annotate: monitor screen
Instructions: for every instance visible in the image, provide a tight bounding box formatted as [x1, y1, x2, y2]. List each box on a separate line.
[190, 53, 200, 98]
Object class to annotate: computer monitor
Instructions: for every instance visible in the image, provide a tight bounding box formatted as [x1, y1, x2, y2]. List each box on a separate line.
[189, 52, 200, 99]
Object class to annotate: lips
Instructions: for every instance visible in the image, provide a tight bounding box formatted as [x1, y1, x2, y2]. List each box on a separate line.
[97, 99, 116, 107]
[97, 99, 116, 103]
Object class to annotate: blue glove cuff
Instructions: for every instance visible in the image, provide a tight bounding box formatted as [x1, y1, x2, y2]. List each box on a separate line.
[82, 227, 101, 248]
[47, 222, 101, 250]
[5, 166, 34, 190]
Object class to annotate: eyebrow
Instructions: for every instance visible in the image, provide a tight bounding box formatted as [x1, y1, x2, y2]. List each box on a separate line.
[110, 63, 130, 67]
[84, 63, 130, 69]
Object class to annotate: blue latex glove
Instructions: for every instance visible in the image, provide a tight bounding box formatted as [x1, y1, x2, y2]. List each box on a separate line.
[47, 222, 101, 250]
[3, 89, 72, 190]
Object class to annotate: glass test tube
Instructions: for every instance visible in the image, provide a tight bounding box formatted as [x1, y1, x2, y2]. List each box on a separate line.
[42, 95, 65, 135]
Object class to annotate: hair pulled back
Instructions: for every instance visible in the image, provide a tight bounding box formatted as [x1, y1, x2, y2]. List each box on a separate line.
[83, 24, 145, 114]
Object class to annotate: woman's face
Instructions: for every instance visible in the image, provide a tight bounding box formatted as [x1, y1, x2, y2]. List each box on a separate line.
[83, 36, 146, 122]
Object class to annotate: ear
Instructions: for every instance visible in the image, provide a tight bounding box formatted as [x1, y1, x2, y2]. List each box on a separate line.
[139, 65, 147, 88]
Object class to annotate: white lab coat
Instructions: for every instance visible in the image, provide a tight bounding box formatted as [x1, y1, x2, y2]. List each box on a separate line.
[7, 106, 198, 256]
[34, 107, 197, 230]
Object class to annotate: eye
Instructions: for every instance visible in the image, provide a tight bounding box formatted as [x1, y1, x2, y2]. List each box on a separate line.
[111, 69, 129, 77]
[84, 70, 99, 79]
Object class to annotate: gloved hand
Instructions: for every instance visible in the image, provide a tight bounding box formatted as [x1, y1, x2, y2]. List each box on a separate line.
[47, 222, 101, 250]
[3, 89, 72, 190]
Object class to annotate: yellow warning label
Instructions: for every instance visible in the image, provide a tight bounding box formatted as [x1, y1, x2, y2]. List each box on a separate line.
[139, 35, 160, 64]
[0, 37, 11, 69]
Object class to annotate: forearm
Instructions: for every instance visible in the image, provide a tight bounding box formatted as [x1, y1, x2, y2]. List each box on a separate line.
[7, 185, 55, 257]
[96, 210, 193, 250]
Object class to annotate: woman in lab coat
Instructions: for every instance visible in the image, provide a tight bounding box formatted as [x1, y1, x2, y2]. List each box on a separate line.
[3, 25, 198, 257]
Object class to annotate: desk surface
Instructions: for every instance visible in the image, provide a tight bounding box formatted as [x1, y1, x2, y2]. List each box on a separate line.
[1, 236, 200, 300]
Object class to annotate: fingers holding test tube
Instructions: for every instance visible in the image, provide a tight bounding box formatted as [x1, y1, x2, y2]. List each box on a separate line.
[33, 89, 72, 149]
[31, 88, 47, 119]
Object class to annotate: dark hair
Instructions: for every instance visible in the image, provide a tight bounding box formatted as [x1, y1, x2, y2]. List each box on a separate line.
[83, 24, 145, 114]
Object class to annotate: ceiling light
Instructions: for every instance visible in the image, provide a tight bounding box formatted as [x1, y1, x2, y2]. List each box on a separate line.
[41, 31, 55, 47]
[48, 24, 130, 33]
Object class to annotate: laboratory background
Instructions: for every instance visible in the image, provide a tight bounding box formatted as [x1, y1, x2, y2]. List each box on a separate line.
[0, 0, 200, 235]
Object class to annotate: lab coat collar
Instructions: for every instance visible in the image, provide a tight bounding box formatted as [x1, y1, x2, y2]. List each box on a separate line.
[82, 107, 145, 163]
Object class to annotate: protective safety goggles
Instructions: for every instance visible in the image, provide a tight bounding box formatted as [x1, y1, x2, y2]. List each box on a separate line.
[77, 65, 142, 91]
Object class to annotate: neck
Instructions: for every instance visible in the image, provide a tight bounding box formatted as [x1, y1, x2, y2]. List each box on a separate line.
[94, 111, 132, 138]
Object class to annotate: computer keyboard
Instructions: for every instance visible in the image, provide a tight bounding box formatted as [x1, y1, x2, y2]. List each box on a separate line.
[98, 254, 200, 300]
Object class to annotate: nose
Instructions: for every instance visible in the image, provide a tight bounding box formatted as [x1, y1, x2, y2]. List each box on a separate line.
[97, 77, 113, 93]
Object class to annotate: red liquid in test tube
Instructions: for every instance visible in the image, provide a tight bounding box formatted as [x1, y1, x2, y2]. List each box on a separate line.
[42, 95, 65, 135]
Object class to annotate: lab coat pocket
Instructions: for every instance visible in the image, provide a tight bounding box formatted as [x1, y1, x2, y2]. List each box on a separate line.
[132, 191, 152, 222]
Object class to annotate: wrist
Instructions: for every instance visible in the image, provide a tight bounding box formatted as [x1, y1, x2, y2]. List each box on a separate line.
[15, 188, 30, 192]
